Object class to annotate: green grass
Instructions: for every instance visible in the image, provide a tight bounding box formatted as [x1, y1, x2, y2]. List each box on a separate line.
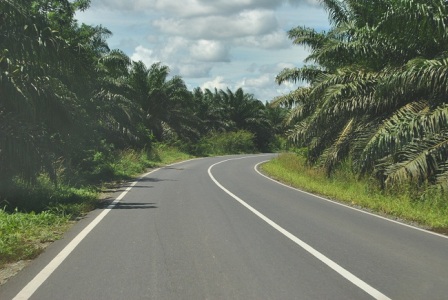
[0, 145, 194, 269]
[149, 143, 194, 166]
[0, 209, 70, 266]
[261, 153, 448, 231]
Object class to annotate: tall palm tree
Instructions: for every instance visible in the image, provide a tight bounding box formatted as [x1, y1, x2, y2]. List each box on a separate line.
[129, 62, 198, 142]
[274, 0, 448, 193]
[0, 0, 82, 183]
[190, 87, 228, 135]
[92, 50, 149, 148]
[215, 88, 272, 150]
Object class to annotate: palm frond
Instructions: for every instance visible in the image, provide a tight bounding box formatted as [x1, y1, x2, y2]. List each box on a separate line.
[360, 101, 429, 171]
[383, 131, 448, 186]
[271, 87, 312, 109]
[319, 0, 348, 25]
[275, 66, 324, 85]
[322, 118, 355, 174]
[288, 26, 328, 52]
[433, 162, 448, 192]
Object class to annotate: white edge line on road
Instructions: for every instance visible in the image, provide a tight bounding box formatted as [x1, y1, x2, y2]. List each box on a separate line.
[254, 160, 448, 240]
[13, 158, 201, 300]
[208, 157, 391, 300]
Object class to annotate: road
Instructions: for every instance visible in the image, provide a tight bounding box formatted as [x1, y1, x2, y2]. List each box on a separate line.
[1, 154, 448, 299]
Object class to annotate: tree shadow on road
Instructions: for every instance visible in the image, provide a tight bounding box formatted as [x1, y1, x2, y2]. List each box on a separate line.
[113, 202, 158, 209]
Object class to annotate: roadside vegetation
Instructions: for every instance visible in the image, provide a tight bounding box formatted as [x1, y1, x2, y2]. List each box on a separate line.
[0, 145, 193, 269]
[262, 153, 448, 231]
[271, 0, 447, 226]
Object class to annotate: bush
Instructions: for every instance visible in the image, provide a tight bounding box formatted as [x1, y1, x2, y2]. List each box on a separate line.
[196, 130, 256, 156]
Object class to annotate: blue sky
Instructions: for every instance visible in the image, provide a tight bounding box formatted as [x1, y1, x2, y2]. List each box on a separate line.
[76, 0, 330, 101]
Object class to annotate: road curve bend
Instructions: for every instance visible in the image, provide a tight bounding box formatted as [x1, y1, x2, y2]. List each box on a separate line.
[1, 154, 447, 300]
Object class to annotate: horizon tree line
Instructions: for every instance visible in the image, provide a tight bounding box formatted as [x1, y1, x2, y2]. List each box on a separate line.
[0, 0, 285, 193]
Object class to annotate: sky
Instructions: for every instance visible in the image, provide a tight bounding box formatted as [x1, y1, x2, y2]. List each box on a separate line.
[76, 0, 330, 102]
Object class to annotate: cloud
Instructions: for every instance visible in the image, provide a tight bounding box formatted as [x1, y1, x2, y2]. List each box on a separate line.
[153, 9, 278, 40]
[239, 74, 272, 89]
[236, 72, 297, 101]
[130, 45, 160, 67]
[131, 42, 216, 78]
[201, 76, 231, 91]
[234, 61, 308, 100]
[175, 64, 212, 78]
[244, 62, 298, 75]
[185, 0, 280, 16]
[234, 30, 290, 49]
[90, 0, 320, 16]
[259, 62, 297, 73]
[190, 40, 230, 62]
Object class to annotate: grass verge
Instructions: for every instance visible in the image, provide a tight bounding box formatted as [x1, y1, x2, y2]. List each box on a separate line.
[261, 153, 448, 232]
[0, 210, 71, 268]
[0, 145, 193, 271]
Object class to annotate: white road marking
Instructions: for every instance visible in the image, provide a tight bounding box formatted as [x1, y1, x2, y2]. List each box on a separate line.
[12, 158, 202, 300]
[254, 160, 448, 240]
[208, 157, 391, 300]
[12, 169, 159, 300]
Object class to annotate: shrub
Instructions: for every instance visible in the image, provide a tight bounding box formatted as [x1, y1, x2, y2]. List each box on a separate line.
[197, 130, 256, 155]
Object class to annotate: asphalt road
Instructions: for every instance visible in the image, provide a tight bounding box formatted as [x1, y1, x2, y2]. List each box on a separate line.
[1, 154, 448, 299]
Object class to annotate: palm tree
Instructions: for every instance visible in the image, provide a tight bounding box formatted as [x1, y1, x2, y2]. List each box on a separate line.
[129, 62, 198, 142]
[91, 50, 149, 148]
[0, 0, 132, 185]
[214, 88, 272, 151]
[190, 87, 228, 135]
[275, 0, 448, 193]
[0, 0, 83, 184]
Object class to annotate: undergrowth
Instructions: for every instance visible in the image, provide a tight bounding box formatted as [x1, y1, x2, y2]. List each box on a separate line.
[195, 130, 256, 156]
[0, 145, 193, 269]
[0, 209, 70, 266]
[261, 153, 448, 231]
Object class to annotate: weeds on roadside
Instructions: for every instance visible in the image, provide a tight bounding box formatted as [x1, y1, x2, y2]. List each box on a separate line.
[261, 153, 448, 230]
[0, 146, 194, 268]
[0, 209, 70, 268]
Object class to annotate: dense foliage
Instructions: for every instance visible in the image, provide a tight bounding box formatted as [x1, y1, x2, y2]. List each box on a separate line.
[274, 0, 448, 196]
[0, 0, 283, 209]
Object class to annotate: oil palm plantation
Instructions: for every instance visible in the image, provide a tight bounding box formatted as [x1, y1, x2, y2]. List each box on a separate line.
[0, 0, 142, 185]
[218, 88, 273, 151]
[274, 0, 448, 194]
[129, 62, 198, 142]
[91, 49, 149, 149]
[0, 0, 90, 184]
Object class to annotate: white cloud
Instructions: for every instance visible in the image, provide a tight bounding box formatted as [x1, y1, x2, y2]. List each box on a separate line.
[175, 64, 212, 78]
[190, 40, 230, 62]
[236, 73, 294, 101]
[240, 74, 271, 88]
[259, 62, 297, 74]
[201, 76, 231, 91]
[161, 37, 190, 59]
[130, 45, 159, 67]
[91, 0, 320, 16]
[234, 30, 290, 49]
[244, 62, 298, 76]
[153, 9, 278, 40]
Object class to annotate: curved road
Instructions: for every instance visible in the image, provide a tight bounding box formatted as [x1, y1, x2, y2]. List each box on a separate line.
[1, 154, 448, 299]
